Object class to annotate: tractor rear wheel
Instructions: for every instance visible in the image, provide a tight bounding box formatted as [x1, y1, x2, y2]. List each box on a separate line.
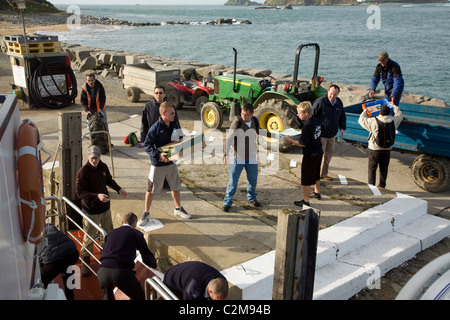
[254, 99, 300, 151]
[201, 102, 223, 129]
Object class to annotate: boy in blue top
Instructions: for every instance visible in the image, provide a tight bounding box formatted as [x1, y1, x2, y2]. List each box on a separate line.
[285, 101, 323, 207]
[138, 102, 191, 226]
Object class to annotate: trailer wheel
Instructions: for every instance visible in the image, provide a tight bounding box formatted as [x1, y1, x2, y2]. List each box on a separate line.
[167, 89, 183, 110]
[254, 99, 300, 151]
[126, 87, 140, 102]
[411, 154, 450, 193]
[201, 102, 223, 129]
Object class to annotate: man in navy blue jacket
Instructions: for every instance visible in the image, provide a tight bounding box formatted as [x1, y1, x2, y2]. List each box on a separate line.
[369, 51, 404, 106]
[98, 212, 158, 300]
[312, 85, 346, 181]
[138, 101, 191, 227]
[163, 261, 228, 300]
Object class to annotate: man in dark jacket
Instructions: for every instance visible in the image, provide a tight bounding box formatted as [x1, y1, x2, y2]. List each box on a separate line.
[39, 224, 79, 300]
[76, 145, 128, 276]
[312, 84, 346, 181]
[139, 85, 180, 145]
[98, 212, 158, 300]
[369, 51, 404, 106]
[163, 261, 228, 300]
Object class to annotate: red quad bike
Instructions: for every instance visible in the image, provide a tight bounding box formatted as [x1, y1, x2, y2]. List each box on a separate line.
[167, 79, 214, 113]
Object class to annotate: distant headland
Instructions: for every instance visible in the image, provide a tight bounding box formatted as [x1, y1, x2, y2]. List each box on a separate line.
[225, 0, 446, 6]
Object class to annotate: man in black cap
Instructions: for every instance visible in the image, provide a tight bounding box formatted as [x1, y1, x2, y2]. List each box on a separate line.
[76, 145, 128, 277]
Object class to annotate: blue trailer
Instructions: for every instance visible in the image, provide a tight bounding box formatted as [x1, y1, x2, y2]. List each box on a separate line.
[341, 101, 450, 193]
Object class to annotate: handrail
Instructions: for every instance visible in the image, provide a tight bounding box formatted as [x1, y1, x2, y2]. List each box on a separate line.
[152, 276, 179, 300]
[62, 196, 106, 276]
[145, 276, 179, 300]
[44, 195, 65, 233]
[82, 130, 115, 177]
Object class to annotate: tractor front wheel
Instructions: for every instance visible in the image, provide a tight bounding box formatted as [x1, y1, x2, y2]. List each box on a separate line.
[201, 102, 223, 129]
[195, 95, 209, 114]
[254, 99, 300, 151]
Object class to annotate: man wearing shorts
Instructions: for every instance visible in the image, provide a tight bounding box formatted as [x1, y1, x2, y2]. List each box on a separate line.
[138, 101, 191, 226]
[284, 102, 323, 207]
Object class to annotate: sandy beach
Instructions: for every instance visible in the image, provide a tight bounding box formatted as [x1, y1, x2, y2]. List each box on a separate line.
[0, 22, 70, 35]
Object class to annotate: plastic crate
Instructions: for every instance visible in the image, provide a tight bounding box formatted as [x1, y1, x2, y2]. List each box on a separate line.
[6, 41, 62, 55]
[3, 35, 58, 43]
[362, 99, 393, 118]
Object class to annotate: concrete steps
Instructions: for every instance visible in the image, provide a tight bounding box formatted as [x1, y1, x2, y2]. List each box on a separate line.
[221, 193, 450, 300]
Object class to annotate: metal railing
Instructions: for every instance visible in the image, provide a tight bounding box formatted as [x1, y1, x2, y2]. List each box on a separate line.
[61, 196, 106, 277]
[145, 276, 179, 300]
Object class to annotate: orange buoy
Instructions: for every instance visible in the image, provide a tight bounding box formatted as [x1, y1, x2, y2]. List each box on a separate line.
[17, 119, 46, 244]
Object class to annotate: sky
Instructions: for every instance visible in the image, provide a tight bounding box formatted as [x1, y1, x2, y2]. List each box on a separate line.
[49, 0, 227, 5]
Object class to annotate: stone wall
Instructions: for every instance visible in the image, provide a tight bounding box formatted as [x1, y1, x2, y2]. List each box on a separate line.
[64, 43, 448, 107]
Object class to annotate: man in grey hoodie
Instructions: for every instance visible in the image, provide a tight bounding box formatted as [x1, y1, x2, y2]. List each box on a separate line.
[358, 104, 403, 188]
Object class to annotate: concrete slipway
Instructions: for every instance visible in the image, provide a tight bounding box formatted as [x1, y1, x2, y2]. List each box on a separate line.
[42, 113, 450, 300]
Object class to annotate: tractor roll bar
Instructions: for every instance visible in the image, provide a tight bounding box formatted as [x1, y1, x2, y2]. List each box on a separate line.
[293, 43, 320, 83]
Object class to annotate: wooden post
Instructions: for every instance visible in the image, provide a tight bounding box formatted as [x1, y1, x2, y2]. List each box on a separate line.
[58, 112, 82, 230]
[272, 207, 320, 300]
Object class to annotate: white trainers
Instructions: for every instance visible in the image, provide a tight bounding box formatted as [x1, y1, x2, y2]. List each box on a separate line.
[138, 211, 150, 226]
[174, 207, 192, 219]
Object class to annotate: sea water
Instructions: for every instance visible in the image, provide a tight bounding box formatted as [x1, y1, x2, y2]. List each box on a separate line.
[51, 4, 450, 103]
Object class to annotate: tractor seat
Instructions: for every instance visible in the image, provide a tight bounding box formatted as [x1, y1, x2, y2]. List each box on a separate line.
[180, 80, 198, 90]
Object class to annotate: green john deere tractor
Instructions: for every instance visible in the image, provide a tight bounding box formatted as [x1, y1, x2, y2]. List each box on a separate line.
[200, 43, 327, 149]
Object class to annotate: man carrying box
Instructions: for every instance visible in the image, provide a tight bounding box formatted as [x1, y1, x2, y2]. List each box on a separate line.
[358, 104, 403, 188]
[138, 102, 191, 227]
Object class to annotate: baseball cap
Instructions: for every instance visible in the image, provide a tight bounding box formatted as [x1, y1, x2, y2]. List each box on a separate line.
[88, 145, 101, 158]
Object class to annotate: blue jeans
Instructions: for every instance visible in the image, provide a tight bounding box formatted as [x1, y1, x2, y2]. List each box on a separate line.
[223, 157, 258, 207]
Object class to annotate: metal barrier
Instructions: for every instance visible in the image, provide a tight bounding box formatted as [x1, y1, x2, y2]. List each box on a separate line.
[145, 276, 179, 300]
[44, 195, 65, 233]
[61, 196, 106, 277]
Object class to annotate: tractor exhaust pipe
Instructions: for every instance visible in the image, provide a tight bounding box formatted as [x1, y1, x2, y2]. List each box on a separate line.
[233, 47, 238, 93]
[230, 48, 240, 121]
